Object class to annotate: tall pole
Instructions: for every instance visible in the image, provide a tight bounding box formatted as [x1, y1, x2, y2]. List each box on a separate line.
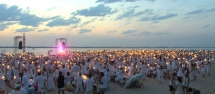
[14, 37, 16, 54]
[23, 33, 26, 53]
[56, 39, 57, 55]
[65, 38, 67, 54]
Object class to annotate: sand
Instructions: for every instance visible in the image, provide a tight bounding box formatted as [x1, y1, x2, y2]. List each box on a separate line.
[4, 64, 215, 94]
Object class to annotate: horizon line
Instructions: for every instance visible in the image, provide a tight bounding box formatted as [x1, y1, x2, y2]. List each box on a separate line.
[0, 46, 215, 48]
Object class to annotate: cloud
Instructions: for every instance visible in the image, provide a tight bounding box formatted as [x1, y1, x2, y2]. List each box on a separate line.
[182, 16, 190, 20]
[186, 8, 215, 15]
[153, 32, 169, 36]
[152, 21, 159, 23]
[138, 31, 168, 36]
[116, 9, 154, 20]
[133, 9, 154, 16]
[96, 0, 122, 3]
[202, 24, 210, 28]
[106, 30, 117, 33]
[38, 28, 49, 32]
[146, 0, 156, 2]
[96, 0, 141, 3]
[140, 13, 177, 21]
[127, 6, 140, 9]
[125, 0, 139, 2]
[46, 16, 81, 27]
[0, 4, 47, 27]
[19, 14, 47, 26]
[0, 22, 16, 31]
[71, 25, 78, 28]
[139, 31, 153, 36]
[122, 30, 137, 34]
[80, 18, 97, 27]
[75, 4, 116, 16]
[47, 7, 55, 11]
[185, 9, 204, 15]
[16, 27, 35, 32]
[79, 29, 91, 34]
[116, 9, 135, 20]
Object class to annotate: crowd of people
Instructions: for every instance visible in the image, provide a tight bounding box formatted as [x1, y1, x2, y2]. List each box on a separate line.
[0, 49, 214, 94]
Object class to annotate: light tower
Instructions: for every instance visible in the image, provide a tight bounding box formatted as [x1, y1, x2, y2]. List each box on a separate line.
[55, 38, 67, 55]
[23, 33, 26, 53]
[14, 33, 26, 53]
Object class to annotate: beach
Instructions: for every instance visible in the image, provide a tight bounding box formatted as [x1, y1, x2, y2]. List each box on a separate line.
[3, 64, 215, 94]
[1, 49, 214, 94]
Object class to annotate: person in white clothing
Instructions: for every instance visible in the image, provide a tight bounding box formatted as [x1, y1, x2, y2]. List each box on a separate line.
[36, 72, 44, 94]
[75, 73, 84, 94]
[85, 74, 94, 94]
[99, 72, 107, 94]
[72, 64, 80, 79]
[158, 66, 164, 84]
[9, 83, 26, 94]
[61, 65, 68, 76]
[183, 72, 189, 93]
[47, 69, 55, 92]
[115, 68, 123, 86]
[65, 72, 72, 85]
[175, 77, 183, 94]
[105, 69, 110, 90]
[140, 62, 146, 81]
[13, 67, 20, 84]
[19, 72, 29, 92]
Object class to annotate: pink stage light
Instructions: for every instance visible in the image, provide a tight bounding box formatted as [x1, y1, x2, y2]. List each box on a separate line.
[59, 49, 63, 53]
[59, 46, 62, 49]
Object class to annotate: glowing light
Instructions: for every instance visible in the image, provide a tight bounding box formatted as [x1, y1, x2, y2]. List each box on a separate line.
[59, 46, 62, 49]
[82, 75, 87, 82]
[59, 49, 63, 53]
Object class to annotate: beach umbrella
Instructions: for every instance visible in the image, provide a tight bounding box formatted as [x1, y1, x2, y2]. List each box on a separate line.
[124, 74, 143, 88]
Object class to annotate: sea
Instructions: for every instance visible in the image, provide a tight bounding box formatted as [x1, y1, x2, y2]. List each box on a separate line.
[0, 47, 215, 55]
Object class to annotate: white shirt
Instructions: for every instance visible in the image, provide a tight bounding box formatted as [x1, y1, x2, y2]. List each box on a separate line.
[75, 76, 83, 86]
[72, 65, 80, 72]
[85, 78, 94, 91]
[100, 76, 107, 89]
[140, 64, 146, 72]
[10, 88, 26, 94]
[36, 75, 44, 88]
[22, 75, 29, 89]
[102, 69, 107, 74]
[105, 72, 110, 81]
[61, 68, 68, 76]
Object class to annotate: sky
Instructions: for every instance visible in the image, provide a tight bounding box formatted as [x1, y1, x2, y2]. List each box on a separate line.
[0, 0, 215, 47]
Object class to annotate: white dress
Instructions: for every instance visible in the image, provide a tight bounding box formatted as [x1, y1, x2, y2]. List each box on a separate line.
[13, 69, 20, 83]
[6, 69, 11, 81]
[189, 67, 194, 80]
[183, 77, 188, 87]
[47, 72, 55, 89]
[175, 81, 183, 94]
[43, 71, 48, 81]
[54, 70, 59, 79]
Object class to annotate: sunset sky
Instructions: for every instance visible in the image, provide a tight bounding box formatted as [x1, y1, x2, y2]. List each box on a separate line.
[0, 0, 215, 47]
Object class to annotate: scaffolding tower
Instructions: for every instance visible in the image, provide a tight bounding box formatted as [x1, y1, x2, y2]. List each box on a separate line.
[55, 38, 67, 55]
[14, 33, 26, 53]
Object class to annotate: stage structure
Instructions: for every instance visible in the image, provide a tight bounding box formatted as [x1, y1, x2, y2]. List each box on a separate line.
[55, 38, 67, 55]
[14, 33, 26, 53]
